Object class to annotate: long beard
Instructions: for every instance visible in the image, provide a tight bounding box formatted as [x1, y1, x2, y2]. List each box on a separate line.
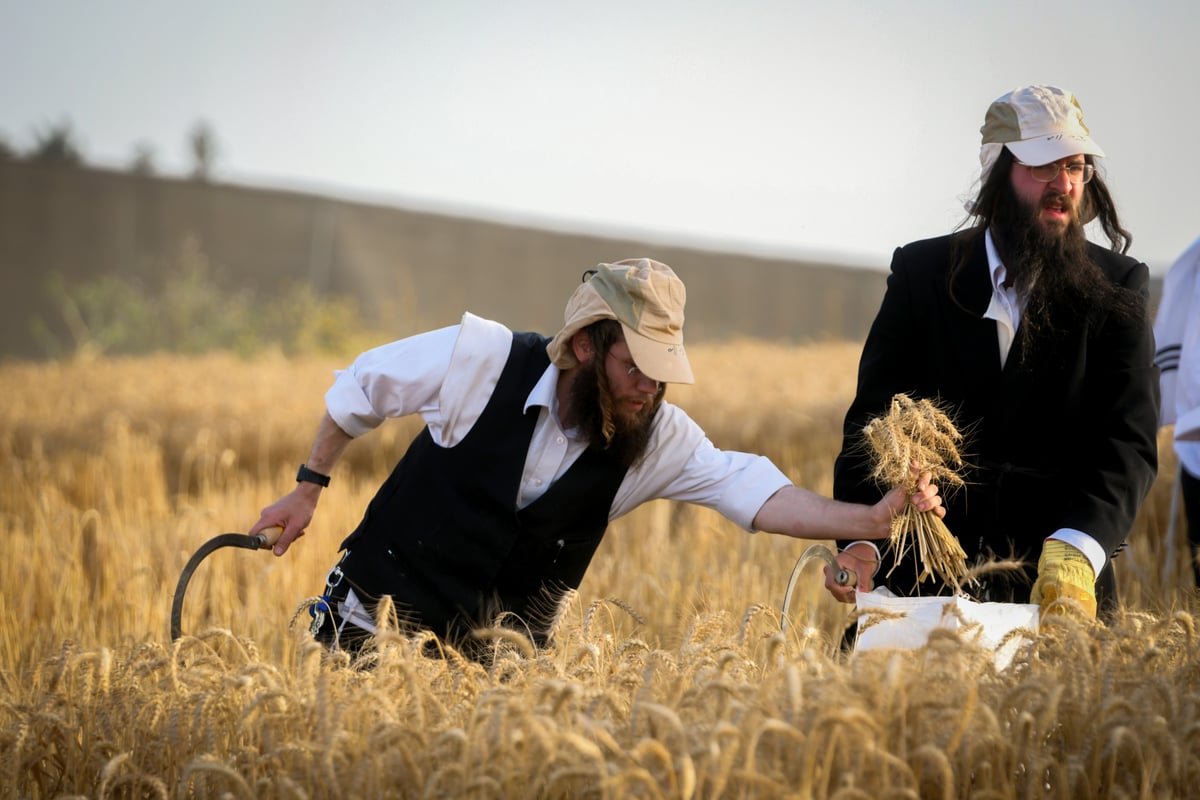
[567, 360, 662, 469]
[989, 183, 1118, 362]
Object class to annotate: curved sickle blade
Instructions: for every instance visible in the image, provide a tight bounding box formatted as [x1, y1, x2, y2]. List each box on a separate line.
[170, 528, 280, 641]
[780, 544, 855, 634]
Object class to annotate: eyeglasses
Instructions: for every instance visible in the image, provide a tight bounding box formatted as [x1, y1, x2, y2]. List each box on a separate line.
[607, 351, 660, 388]
[1017, 160, 1095, 185]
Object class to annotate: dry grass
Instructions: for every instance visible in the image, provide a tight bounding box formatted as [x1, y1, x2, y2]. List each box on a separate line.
[1, 344, 1198, 797]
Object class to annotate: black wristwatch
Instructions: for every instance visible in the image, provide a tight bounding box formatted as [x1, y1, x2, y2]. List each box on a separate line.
[296, 463, 331, 487]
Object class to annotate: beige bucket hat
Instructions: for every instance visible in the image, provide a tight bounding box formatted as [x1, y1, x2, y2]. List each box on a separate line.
[547, 257, 694, 385]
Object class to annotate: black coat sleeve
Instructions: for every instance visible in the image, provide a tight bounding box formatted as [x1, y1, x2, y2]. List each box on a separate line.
[833, 244, 929, 509]
[1057, 257, 1160, 556]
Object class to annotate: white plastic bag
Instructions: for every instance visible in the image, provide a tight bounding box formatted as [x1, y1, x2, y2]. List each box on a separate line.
[855, 588, 1040, 670]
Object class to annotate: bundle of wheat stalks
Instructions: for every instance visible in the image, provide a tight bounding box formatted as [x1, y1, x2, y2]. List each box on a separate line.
[862, 393, 969, 588]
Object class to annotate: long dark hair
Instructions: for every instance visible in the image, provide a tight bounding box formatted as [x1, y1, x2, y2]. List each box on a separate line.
[952, 147, 1132, 271]
[949, 147, 1142, 354]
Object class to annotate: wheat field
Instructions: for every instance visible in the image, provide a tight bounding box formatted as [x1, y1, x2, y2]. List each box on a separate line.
[2, 342, 1198, 798]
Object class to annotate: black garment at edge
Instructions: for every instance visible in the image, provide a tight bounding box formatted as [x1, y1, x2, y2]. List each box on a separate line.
[1182, 466, 1200, 589]
[334, 331, 629, 648]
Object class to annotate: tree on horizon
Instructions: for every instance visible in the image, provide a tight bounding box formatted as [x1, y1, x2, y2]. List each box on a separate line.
[129, 141, 157, 176]
[188, 120, 218, 181]
[29, 119, 85, 165]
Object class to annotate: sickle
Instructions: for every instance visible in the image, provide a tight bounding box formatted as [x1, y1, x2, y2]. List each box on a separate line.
[170, 526, 283, 641]
[780, 543, 856, 634]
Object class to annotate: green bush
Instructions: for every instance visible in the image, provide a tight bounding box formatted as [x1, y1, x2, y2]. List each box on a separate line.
[35, 236, 381, 359]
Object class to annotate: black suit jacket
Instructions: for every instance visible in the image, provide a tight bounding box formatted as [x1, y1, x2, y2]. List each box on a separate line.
[834, 232, 1159, 601]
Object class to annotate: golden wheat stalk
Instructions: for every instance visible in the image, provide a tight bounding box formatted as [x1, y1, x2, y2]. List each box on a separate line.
[863, 394, 969, 588]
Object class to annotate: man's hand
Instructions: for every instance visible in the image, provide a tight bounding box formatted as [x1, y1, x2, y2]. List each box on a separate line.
[825, 541, 880, 604]
[250, 482, 323, 556]
[1030, 540, 1097, 620]
[878, 470, 946, 522]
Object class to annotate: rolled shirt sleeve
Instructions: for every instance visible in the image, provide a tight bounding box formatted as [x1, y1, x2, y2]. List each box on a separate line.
[324, 313, 512, 442]
[613, 403, 793, 530]
[324, 325, 458, 438]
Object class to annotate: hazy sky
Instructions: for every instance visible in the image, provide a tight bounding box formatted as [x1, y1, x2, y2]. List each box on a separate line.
[4, 0, 1198, 272]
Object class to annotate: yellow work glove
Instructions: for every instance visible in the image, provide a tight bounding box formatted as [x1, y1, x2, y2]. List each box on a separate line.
[1029, 540, 1097, 620]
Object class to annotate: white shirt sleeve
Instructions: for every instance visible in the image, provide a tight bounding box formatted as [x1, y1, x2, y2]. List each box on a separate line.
[611, 402, 793, 530]
[1176, 256, 1200, 444]
[324, 312, 513, 444]
[1154, 238, 1200, 474]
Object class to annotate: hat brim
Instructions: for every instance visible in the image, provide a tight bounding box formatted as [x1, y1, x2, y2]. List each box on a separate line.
[621, 322, 694, 385]
[1006, 135, 1104, 167]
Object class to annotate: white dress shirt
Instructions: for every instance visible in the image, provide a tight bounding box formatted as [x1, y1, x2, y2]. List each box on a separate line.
[324, 312, 792, 530]
[982, 231, 1024, 369]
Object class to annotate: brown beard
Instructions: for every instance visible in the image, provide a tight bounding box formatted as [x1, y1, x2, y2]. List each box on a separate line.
[989, 181, 1133, 364]
[566, 354, 663, 469]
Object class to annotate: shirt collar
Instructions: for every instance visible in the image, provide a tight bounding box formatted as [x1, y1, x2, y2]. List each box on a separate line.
[527, 363, 584, 439]
[984, 228, 1009, 295]
[525, 363, 560, 415]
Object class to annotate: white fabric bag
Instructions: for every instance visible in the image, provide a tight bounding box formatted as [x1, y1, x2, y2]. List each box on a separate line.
[855, 588, 1040, 670]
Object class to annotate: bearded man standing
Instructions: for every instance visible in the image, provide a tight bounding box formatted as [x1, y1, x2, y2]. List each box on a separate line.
[251, 258, 943, 655]
[828, 86, 1158, 620]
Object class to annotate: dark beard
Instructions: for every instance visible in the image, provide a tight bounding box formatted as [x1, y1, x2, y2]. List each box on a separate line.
[989, 182, 1128, 363]
[566, 359, 662, 469]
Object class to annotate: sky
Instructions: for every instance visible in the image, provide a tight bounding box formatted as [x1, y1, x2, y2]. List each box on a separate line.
[3, 0, 1198, 273]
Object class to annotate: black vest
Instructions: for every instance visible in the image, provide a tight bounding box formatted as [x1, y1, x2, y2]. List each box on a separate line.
[337, 331, 628, 645]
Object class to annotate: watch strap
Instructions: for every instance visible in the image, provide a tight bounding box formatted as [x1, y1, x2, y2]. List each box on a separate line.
[296, 463, 331, 487]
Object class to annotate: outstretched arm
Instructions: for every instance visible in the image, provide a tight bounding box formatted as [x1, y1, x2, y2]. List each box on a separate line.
[751, 471, 942, 540]
[249, 412, 354, 556]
